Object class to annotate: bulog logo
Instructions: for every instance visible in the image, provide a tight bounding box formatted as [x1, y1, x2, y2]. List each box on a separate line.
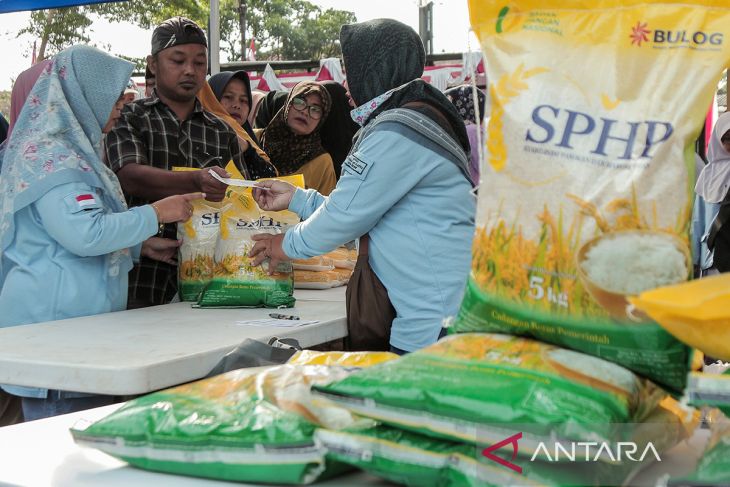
[630, 21, 723, 48]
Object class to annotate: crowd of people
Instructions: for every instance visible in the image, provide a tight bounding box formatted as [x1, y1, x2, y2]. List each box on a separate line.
[0, 17, 485, 424]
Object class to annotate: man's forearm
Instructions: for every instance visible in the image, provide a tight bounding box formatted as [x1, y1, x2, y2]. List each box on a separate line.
[117, 164, 199, 200]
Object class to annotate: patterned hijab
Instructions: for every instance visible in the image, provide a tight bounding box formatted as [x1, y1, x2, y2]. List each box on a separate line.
[0, 46, 133, 263]
[260, 82, 332, 175]
[445, 85, 486, 124]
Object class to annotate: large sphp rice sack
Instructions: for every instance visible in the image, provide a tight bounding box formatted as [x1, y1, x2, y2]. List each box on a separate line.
[313, 333, 665, 448]
[454, 0, 730, 392]
[71, 364, 373, 484]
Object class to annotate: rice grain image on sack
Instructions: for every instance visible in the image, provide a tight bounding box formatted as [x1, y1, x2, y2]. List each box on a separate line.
[452, 0, 730, 392]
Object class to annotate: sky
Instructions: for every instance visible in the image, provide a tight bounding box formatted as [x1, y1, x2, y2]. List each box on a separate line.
[0, 0, 479, 91]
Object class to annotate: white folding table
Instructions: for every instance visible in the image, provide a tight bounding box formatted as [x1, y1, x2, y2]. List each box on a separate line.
[0, 288, 347, 395]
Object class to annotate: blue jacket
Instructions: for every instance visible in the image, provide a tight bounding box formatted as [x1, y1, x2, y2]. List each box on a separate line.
[0, 181, 158, 397]
[284, 109, 476, 351]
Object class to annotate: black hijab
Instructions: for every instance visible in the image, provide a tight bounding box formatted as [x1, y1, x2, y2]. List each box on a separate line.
[207, 71, 260, 145]
[320, 81, 359, 178]
[207, 71, 275, 178]
[0, 113, 8, 145]
[340, 19, 470, 159]
[254, 90, 288, 129]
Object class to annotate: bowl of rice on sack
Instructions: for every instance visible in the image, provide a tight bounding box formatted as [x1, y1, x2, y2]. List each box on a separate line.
[576, 230, 691, 322]
[313, 333, 667, 451]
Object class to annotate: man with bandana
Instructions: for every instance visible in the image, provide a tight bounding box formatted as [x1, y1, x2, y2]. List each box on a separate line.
[105, 17, 275, 308]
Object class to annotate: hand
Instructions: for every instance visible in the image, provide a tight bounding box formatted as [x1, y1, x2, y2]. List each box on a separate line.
[248, 233, 289, 275]
[141, 237, 181, 265]
[151, 192, 206, 223]
[253, 179, 296, 212]
[197, 166, 230, 202]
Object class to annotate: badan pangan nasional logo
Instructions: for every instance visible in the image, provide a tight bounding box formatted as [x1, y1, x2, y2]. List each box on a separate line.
[629, 20, 724, 48]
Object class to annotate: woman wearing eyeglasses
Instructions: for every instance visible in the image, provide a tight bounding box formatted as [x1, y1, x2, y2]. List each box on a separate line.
[258, 82, 336, 195]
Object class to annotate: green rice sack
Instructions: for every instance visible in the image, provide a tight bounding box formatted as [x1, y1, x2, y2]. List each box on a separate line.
[316, 425, 641, 487]
[196, 186, 295, 308]
[686, 370, 730, 417]
[71, 365, 372, 484]
[313, 333, 665, 447]
[668, 414, 730, 487]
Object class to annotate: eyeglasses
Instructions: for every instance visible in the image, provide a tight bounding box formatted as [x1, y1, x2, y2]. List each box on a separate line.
[290, 96, 323, 120]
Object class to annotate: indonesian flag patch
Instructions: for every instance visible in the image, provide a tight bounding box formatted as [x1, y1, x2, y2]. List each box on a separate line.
[75, 194, 97, 208]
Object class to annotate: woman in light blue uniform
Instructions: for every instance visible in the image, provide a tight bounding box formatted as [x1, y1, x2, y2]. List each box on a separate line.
[0, 45, 201, 420]
[248, 19, 476, 355]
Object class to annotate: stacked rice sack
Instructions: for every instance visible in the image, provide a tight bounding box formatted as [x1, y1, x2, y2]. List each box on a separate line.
[293, 247, 356, 290]
[71, 351, 398, 485]
[662, 370, 730, 486]
[302, 0, 730, 483]
[672, 416, 730, 487]
[311, 333, 698, 486]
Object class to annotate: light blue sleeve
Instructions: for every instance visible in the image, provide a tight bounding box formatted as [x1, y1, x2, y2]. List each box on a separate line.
[35, 181, 159, 258]
[131, 242, 143, 262]
[283, 126, 426, 259]
[691, 194, 703, 267]
[288, 188, 326, 220]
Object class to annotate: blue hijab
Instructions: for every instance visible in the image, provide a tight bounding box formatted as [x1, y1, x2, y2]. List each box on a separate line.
[0, 45, 133, 263]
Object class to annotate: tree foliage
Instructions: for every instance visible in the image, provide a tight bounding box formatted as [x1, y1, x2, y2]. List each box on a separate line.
[16, 0, 356, 62]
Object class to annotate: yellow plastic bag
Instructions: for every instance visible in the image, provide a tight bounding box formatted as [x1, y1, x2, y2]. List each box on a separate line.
[630, 274, 730, 361]
[454, 0, 730, 391]
[196, 174, 304, 308]
[288, 350, 399, 368]
[172, 165, 233, 301]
